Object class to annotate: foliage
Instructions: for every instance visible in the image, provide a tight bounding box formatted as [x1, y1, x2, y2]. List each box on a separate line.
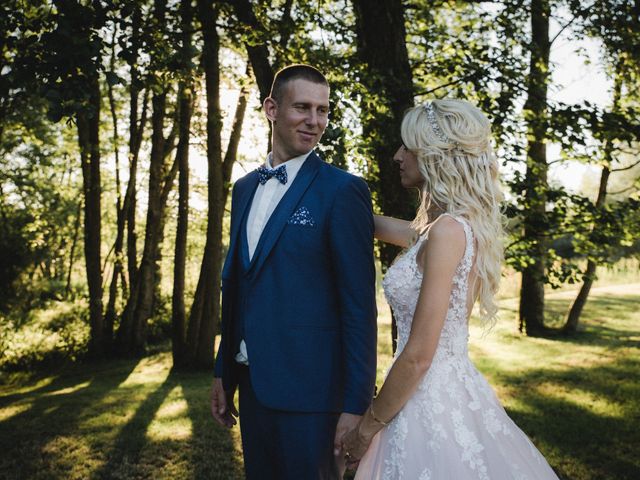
[0, 299, 90, 372]
[1, 0, 640, 352]
[0, 118, 81, 311]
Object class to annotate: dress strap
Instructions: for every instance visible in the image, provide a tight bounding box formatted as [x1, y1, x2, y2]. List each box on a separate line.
[439, 213, 474, 277]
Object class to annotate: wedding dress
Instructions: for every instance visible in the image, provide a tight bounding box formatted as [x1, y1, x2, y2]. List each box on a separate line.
[355, 215, 559, 480]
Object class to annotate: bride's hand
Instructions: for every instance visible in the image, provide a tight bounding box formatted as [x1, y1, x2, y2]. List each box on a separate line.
[342, 421, 374, 471]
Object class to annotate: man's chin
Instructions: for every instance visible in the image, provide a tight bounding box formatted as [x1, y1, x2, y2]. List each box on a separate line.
[294, 143, 317, 154]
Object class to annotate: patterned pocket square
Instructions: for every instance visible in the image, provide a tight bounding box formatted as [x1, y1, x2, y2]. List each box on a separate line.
[288, 206, 316, 227]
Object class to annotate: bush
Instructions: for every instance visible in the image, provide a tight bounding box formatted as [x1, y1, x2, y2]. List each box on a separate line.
[0, 299, 90, 372]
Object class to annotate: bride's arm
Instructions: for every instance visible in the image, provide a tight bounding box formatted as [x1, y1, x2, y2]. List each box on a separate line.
[374, 214, 415, 248]
[343, 216, 466, 459]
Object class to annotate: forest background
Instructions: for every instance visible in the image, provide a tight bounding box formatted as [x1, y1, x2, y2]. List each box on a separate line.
[1, 1, 639, 479]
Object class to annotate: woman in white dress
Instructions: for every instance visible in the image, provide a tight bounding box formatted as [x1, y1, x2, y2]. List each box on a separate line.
[341, 99, 559, 479]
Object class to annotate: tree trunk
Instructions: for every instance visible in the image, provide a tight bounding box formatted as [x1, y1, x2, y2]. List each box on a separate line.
[352, 0, 414, 353]
[171, 79, 192, 365]
[77, 73, 104, 359]
[352, 0, 415, 266]
[171, 5, 194, 362]
[104, 25, 123, 347]
[519, 0, 550, 336]
[126, 4, 145, 292]
[65, 198, 82, 297]
[231, 0, 274, 103]
[118, 90, 167, 355]
[117, 0, 171, 356]
[223, 82, 248, 202]
[564, 71, 622, 333]
[184, 0, 224, 369]
[151, 119, 180, 317]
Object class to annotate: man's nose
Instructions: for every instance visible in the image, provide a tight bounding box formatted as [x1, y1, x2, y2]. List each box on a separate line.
[305, 110, 318, 125]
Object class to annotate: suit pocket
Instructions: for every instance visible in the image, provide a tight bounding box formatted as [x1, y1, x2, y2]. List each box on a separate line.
[287, 206, 316, 227]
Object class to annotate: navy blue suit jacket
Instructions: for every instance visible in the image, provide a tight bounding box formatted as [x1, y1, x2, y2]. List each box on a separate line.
[214, 152, 377, 414]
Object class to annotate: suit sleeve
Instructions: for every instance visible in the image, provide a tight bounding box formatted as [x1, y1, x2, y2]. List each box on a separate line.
[328, 176, 377, 414]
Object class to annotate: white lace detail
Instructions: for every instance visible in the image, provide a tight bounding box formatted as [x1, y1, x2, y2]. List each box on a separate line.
[356, 215, 559, 480]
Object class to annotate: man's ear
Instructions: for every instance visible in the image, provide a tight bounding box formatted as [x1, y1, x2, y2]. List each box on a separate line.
[263, 97, 278, 122]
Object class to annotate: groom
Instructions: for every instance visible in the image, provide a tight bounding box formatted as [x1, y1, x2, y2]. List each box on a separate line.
[210, 64, 377, 479]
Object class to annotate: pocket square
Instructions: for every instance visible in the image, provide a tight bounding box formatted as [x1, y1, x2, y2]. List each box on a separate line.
[288, 206, 316, 227]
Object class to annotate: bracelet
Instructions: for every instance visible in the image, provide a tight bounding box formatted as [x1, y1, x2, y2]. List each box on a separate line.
[369, 403, 389, 426]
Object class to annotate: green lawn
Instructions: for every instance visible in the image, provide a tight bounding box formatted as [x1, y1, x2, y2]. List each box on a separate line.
[1, 283, 638, 479]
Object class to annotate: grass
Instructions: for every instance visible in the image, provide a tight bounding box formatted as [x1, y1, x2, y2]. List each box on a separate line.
[1, 282, 639, 479]
[473, 283, 640, 480]
[0, 355, 244, 480]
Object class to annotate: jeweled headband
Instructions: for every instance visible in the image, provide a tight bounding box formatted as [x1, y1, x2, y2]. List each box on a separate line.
[423, 102, 454, 145]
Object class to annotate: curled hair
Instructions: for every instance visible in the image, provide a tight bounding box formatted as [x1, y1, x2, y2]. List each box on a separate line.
[401, 99, 505, 326]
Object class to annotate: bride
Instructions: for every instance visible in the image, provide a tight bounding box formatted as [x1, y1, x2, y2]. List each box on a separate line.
[342, 99, 559, 479]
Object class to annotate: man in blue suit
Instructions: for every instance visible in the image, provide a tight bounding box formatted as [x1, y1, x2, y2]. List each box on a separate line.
[210, 64, 377, 479]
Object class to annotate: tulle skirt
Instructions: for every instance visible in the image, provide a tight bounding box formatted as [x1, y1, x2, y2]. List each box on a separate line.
[355, 360, 559, 480]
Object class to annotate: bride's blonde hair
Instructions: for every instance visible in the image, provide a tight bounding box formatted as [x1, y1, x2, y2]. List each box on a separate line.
[401, 99, 504, 326]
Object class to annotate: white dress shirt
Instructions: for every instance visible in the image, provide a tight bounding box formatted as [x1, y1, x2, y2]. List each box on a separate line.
[236, 150, 312, 364]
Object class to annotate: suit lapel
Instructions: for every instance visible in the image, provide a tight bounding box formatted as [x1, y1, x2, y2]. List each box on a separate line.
[248, 152, 322, 277]
[222, 171, 259, 279]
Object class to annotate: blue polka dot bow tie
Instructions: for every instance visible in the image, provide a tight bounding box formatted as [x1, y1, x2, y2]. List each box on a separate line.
[257, 165, 288, 185]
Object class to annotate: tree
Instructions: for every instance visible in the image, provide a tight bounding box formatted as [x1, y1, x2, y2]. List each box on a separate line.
[563, 0, 640, 331]
[351, 0, 415, 268]
[183, 0, 224, 368]
[171, 0, 195, 366]
[40, 0, 107, 357]
[104, 0, 150, 347]
[518, 0, 551, 335]
[116, 0, 178, 355]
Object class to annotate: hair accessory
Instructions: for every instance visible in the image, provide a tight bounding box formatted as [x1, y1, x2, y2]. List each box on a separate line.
[423, 102, 454, 145]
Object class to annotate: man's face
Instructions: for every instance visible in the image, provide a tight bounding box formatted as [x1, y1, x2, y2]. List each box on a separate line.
[266, 79, 330, 162]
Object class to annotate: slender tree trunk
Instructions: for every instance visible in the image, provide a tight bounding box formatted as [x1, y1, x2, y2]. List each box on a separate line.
[171, 0, 195, 367]
[519, 0, 550, 336]
[126, 4, 144, 291]
[117, 0, 171, 355]
[352, 0, 414, 352]
[564, 72, 622, 333]
[230, 0, 274, 103]
[104, 25, 123, 347]
[77, 73, 104, 358]
[185, 0, 223, 369]
[151, 119, 180, 316]
[65, 199, 82, 297]
[222, 82, 248, 202]
[118, 90, 167, 355]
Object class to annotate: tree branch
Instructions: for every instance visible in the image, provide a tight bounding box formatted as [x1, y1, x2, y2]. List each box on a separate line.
[611, 158, 640, 172]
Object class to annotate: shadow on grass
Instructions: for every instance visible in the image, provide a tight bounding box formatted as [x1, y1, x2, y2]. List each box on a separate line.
[499, 355, 640, 480]
[176, 369, 245, 480]
[90, 368, 244, 480]
[0, 356, 244, 480]
[0, 358, 139, 479]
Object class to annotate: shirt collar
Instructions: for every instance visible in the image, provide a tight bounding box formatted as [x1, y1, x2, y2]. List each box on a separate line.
[266, 151, 311, 179]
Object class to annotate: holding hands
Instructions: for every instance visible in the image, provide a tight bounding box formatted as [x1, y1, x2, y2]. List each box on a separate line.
[341, 406, 388, 471]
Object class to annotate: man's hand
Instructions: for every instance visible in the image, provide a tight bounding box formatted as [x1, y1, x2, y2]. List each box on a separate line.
[342, 420, 375, 471]
[333, 412, 361, 457]
[210, 377, 238, 428]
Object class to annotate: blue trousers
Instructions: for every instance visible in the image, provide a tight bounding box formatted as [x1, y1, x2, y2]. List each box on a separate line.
[237, 366, 341, 480]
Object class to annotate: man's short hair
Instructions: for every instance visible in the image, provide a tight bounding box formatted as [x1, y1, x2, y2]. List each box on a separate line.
[269, 64, 329, 102]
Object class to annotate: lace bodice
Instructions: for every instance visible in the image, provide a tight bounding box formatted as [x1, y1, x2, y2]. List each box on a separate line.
[382, 214, 474, 358]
